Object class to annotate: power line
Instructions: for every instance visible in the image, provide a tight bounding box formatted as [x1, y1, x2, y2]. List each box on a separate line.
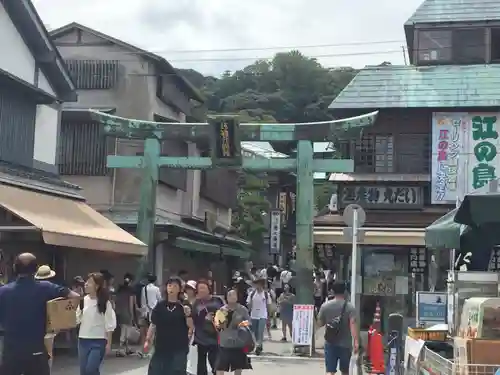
[145, 40, 406, 54]
[113, 48, 405, 64]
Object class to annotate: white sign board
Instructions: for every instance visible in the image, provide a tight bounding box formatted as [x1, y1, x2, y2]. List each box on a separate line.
[431, 112, 468, 204]
[292, 304, 314, 346]
[431, 112, 500, 204]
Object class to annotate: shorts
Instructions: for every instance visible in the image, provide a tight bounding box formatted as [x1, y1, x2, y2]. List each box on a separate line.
[324, 342, 351, 373]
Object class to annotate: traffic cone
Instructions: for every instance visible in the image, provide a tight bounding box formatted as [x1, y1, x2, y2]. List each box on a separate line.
[369, 331, 385, 374]
[373, 301, 381, 332]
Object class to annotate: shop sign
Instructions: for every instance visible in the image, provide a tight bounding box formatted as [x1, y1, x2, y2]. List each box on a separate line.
[340, 185, 422, 209]
[409, 247, 427, 274]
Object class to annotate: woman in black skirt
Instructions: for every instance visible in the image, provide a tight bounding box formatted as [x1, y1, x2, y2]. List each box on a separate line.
[214, 289, 253, 375]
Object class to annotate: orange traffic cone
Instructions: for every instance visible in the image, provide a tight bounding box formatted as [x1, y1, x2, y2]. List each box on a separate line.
[373, 301, 381, 332]
[369, 331, 385, 374]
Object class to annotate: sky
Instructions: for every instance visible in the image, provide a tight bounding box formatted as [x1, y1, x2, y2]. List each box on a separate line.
[33, 0, 426, 76]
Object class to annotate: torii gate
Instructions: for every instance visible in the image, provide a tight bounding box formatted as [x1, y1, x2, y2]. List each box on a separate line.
[90, 110, 378, 304]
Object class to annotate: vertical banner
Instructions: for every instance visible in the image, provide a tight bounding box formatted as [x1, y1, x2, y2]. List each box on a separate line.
[431, 113, 468, 204]
[269, 209, 281, 255]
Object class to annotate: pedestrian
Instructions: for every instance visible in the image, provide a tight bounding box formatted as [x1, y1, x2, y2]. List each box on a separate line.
[279, 265, 292, 291]
[184, 280, 197, 305]
[77, 272, 117, 375]
[214, 289, 252, 375]
[34, 265, 59, 370]
[115, 273, 137, 357]
[0, 253, 79, 375]
[139, 273, 162, 358]
[314, 272, 325, 313]
[277, 283, 295, 342]
[317, 282, 359, 375]
[246, 277, 270, 355]
[145, 276, 192, 375]
[192, 279, 224, 375]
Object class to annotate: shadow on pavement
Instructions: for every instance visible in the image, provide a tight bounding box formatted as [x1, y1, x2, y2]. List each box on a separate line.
[52, 355, 148, 375]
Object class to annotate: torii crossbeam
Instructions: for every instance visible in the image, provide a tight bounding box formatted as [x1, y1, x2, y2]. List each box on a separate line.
[90, 110, 378, 305]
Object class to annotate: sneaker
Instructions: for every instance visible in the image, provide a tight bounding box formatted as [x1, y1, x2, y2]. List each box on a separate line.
[280, 337, 287, 342]
[271, 324, 278, 329]
[255, 346, 263, 356]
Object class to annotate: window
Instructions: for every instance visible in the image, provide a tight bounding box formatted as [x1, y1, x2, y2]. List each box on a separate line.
[397, 134, 431, 173]
[491, 28, 500, 62]
[417, 30, 452, 63]
[417, 29, 486, 65]
[338, 135, 394, 173]
[452, 29, 485, 64]
[58, 122, 108, 175]
[65, 60, 119, 89]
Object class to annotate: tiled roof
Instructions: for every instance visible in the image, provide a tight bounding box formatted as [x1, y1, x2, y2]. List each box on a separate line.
[329, 64, 500, 109]
[405, 0, 500, 25]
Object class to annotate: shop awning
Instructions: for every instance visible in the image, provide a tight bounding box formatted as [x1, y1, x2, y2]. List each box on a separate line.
[0, 184, 146, 255]
[314, 227, 425, 246]
[425, 208, 462, 250]
[173, 237, 250, 259]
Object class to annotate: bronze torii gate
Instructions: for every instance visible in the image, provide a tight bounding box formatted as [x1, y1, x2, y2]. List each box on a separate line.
[90, 110, 378, 304]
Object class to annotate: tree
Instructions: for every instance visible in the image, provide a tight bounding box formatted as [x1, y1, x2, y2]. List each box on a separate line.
[232, 172, 270, 250]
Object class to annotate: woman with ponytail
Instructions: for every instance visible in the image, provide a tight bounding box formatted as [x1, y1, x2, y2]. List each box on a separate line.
[77, 272, 117, 375]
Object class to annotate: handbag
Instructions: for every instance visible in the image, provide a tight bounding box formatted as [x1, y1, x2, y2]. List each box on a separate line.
[126, 326, 141, 345]
[324, 300, 348, 343]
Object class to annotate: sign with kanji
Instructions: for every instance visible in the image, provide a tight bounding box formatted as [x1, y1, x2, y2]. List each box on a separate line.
[340, 185, 422, 209]
[209, 117, 242, 166]
[488, 246, 500, 271]
[409, 247, 427, 274]
[431, 113, 467, 204]
[469, 115, 498, 190]
[292, 304, 314, 346]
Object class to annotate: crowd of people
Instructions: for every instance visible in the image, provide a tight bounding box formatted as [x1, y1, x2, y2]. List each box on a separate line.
[0, 254, 357, 375]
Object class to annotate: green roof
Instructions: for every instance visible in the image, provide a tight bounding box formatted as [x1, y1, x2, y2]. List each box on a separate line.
[405, 0, 500, 25]
[329, 64, 500, 109]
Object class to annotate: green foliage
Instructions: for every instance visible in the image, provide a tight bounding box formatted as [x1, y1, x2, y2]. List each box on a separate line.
[177, 50, 358, 123]
[232, 172, 270, 250]
[314, 182, 337, 211]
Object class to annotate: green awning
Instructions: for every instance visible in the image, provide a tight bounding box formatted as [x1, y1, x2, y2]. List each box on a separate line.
[173, 237, 250, 259]
[425, 208, 462, 250]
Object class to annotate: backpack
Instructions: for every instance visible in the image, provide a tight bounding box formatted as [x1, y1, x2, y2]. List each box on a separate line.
[324, 300, 348, 343]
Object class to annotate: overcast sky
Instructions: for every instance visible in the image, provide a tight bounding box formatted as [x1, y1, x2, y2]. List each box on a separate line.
[33, 0, 425, 76]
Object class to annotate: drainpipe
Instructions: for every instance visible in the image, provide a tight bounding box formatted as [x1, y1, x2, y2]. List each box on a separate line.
[110, 137, 118, 209]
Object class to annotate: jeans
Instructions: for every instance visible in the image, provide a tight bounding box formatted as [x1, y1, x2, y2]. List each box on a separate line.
[78, 338, 107, 375]
[250, 318, 267, 347]
[1, 350, 50, 375]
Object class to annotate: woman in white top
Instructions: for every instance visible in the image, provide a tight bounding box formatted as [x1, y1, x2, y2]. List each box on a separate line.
[77, 272, 117, 375]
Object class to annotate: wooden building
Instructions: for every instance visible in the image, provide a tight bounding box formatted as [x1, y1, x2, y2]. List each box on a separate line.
[315, 0, 500, 329]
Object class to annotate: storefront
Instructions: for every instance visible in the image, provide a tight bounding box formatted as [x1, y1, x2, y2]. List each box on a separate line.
[0, 182, 146, 282]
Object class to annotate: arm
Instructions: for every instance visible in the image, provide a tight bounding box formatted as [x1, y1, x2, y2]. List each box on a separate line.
[76, 297, 84, 325]
[104, 301, 117, 347]
[316, 304, 326, 328]
[145, 304, 160, 345]
[348, 306, 359, 351]
[45, 281, 78, 300]
[128, 293, 135, 323]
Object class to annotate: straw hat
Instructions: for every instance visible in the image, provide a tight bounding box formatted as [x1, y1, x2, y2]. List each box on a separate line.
[35, 265, 56, 280]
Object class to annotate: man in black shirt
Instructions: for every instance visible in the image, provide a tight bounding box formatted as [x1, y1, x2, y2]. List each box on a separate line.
[145, 277, 191, 375]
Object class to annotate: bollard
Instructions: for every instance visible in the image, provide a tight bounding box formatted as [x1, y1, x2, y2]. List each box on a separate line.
[386, 330, 401, 375]
[387, 313, 404, 356]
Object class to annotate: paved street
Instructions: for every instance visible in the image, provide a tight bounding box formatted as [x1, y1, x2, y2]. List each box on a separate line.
[52, 355, 325, 375]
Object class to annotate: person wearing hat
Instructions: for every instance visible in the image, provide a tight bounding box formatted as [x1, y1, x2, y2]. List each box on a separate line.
[144, 276, 192, 375]
[184, 280, 197, 305]
[35, 265, 58, 371]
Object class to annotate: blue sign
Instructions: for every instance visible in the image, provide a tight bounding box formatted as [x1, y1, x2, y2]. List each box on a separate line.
[416, 292, 447, 325]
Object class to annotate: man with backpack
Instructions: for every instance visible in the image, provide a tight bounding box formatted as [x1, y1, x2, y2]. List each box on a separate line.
[246, 277, 272, 355]
[317, 282, 359, 375]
